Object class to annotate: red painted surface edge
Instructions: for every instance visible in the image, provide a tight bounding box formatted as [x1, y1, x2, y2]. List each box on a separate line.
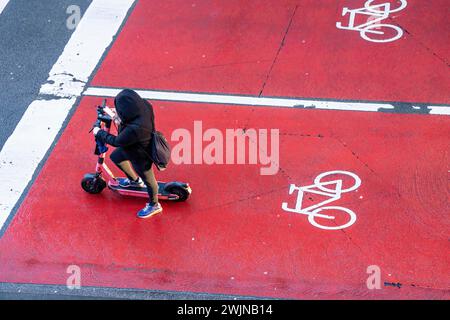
[0, 97, 448, 299]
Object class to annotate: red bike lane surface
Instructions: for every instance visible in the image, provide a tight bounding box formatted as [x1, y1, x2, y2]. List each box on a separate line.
[91, 0, 449, 105]
[264, 0, 450, 104]
[0, 96, 448, 299]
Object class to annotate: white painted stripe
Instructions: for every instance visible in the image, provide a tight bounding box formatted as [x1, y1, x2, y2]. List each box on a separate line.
[0, 0, 135, 231]
[84, 87, 450, 115]
[429, 107, 450, 115]
[0, 0, 10, 15]
[40, 0, 135, 98]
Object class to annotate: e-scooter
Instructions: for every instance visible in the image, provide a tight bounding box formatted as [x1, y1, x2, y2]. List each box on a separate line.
[81, 100, 192, 201]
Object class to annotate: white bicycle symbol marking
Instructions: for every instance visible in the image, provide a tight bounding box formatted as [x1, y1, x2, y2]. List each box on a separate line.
[281, 171, 362, 230]
[336, 0, 408, 43]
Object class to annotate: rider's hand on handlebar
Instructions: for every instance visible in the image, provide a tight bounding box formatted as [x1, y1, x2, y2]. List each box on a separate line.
[104, 107, 121, 126]
[113, 115, 122, 126]
[103, 106, 116, 118]
[93, 127, 101, 136]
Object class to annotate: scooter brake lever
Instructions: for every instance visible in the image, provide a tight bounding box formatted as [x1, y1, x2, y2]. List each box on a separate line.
[89, 119, 102, 133]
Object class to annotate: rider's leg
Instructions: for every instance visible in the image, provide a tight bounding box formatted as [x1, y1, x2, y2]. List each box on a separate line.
[117, 161, 139, 181]
[110, 148, 139, 181]
[143, 167, 159, 205]
[133, 160, 159, 206]
[133, 160, 162, 219]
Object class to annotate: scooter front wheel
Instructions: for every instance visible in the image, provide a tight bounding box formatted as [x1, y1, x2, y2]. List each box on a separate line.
[81, 174, 107, 194]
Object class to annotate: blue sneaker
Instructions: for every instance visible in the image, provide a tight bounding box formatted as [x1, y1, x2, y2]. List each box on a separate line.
[119, 177, 145, 188]
[137, 203, 163, 219]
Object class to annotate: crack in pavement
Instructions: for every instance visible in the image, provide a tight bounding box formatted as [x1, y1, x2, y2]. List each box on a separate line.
[333, 137, 446, 240]
[334, 137, 376, 174]
[387, 17, 450, 68]
[244, 128, 298, 181]
[146, 59, 273, 83]
[258, 5, 299, 97]
[279, 133, 325, 138]
[241, 4, 307, 153]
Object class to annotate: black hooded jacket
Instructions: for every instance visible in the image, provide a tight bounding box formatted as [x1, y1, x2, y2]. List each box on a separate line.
[96, 89, 155, 161]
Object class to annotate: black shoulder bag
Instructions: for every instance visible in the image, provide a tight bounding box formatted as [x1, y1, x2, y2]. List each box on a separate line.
[147, 108, 171, 171]
[149, 129, 171, 171]
[138, 101, 171, 171]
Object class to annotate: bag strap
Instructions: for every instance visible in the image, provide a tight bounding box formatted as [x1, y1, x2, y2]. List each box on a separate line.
[133, 99, 157, 163]
[142, 99, 156, 133]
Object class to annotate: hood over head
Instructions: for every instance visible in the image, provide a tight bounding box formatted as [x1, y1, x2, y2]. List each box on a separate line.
[114, 89, 146, 124]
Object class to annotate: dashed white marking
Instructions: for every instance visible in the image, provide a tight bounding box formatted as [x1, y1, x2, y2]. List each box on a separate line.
[0, 0, 136, 231]
[430, 108, 450, 116]
[0, 0, 10, 15]
[84, 87, 450, 115]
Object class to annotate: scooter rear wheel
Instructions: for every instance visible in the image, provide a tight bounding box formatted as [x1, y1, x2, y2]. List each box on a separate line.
[166, 185, 190, 202]
[81, 174, 107, 194]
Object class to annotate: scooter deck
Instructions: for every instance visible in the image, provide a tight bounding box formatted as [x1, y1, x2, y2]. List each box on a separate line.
[108, 179, 178, 200]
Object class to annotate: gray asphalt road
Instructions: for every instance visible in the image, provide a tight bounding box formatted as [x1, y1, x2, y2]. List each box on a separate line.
[0, 0, 92, 149]
[0, 282, 264, 300]
[0, 0, 151, 300]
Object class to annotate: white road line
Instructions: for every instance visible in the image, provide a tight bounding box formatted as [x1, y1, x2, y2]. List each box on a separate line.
[0, 0, 10, 15]
[84, 87, 450, 115]
[0, 0, 135, 231]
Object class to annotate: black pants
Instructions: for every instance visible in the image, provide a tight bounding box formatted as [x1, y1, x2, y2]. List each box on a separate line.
[110, 147, 159, 205]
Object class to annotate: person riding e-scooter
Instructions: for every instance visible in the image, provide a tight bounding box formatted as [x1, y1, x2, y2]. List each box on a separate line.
[93, 89, 162, 219]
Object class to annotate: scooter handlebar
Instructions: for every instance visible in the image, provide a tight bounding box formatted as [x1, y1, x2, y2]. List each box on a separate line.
[89, 99, 111, 132]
